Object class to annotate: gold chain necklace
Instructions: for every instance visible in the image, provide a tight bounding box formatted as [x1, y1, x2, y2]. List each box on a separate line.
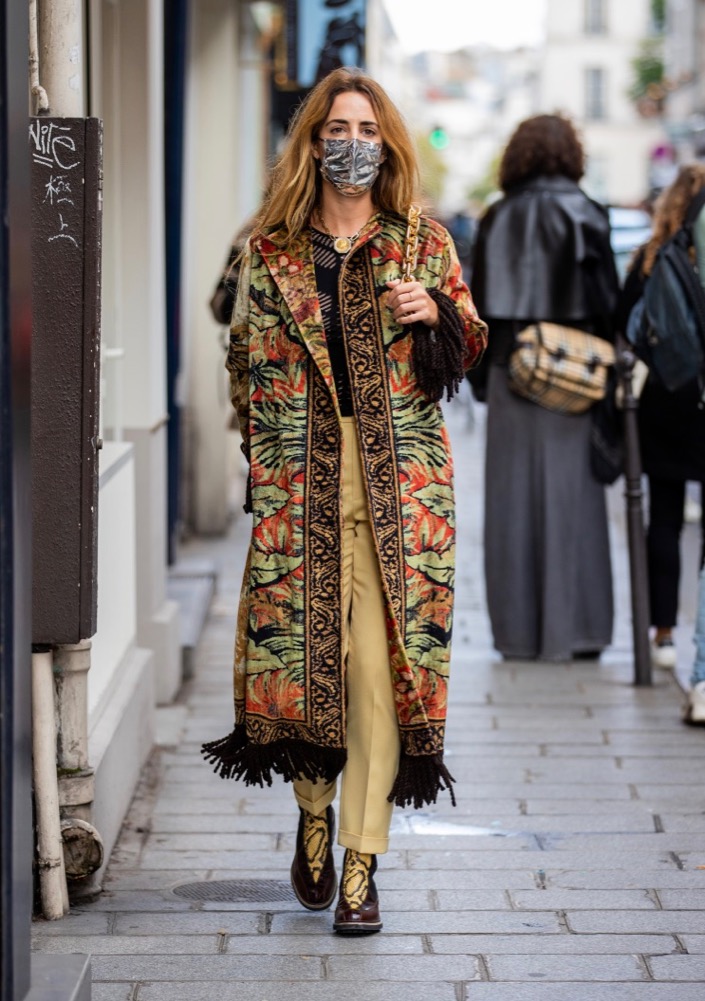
[313, 212, 363, 255]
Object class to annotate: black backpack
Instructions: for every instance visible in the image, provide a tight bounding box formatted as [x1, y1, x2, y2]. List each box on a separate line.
[626, 188, 705, 392]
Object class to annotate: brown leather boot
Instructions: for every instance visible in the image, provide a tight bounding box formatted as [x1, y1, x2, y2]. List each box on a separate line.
[290, 805, 337, 910]
[333, 849, 382, 935]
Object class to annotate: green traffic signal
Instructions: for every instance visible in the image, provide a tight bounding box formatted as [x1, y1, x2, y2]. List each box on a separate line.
[429, 127, 449, 150]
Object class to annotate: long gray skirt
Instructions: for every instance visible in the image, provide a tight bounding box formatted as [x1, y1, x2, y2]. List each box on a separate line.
[484, 365, 613, 661]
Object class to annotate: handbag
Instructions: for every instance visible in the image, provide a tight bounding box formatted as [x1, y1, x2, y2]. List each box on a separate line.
[508, 322, 616, 415]
[403, 205, 466, 402]
[589, 370, 624, 484]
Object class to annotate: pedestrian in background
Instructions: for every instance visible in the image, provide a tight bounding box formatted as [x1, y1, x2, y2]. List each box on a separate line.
[617, 164, 705, 675]
[202, 67, 486, 935]
[686, 565, 705, 724]
[468, 114, 619, 662]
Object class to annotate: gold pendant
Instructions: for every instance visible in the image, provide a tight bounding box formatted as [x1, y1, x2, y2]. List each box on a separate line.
[333, 236, 352, 254]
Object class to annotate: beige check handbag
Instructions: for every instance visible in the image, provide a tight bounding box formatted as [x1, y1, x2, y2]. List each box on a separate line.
[508, 322, 616, 415]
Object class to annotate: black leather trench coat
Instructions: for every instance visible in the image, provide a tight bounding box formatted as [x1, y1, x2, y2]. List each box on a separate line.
[469, 175, 619, 397]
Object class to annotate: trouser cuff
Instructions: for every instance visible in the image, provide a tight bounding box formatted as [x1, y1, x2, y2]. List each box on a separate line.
[338, 828, 390, 854]
[294, 784, 337, 817]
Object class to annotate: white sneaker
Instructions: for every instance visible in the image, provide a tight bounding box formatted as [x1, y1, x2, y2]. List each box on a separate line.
[684, 681, 705, 725]
[651, 638, 677, 670]
[684, 496, 702, 525]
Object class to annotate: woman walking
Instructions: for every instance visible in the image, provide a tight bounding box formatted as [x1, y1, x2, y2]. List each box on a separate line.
[469, 114, 619, 662]
[202, 67, 486, 934]
[617, 164, 705, 675]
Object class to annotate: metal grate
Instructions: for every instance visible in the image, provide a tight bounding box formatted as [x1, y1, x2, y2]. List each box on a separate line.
[172, 879, 295, 903]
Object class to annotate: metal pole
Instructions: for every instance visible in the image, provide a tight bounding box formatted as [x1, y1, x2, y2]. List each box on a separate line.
[617, 348, 652, 686]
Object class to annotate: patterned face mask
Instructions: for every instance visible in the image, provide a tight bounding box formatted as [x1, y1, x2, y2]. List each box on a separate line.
[318, 138, 384, 196]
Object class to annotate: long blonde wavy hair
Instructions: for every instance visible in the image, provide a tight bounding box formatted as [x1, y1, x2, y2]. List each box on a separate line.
[642, 163, 705, 276]
[253, 67, 420, 244]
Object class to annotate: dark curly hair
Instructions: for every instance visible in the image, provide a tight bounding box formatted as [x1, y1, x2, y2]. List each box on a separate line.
[498, 114, 585, 192]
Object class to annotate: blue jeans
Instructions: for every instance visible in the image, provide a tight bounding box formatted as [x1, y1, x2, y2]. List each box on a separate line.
[692, 565, 705, 687]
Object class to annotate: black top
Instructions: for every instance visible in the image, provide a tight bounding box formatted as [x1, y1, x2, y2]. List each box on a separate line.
[311, 227, 354, 416]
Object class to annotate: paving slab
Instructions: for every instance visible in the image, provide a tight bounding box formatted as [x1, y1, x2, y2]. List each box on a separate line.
[439, 986, 704, 1001]
[678, 935, 705, 953]
[90, 954, 322, 982]
[30, 935, 220, 955]
[485, 953, 646, 981]
[112, 912, 261, 935]
[406, 849, 678, 868]
[137, 983, 459, 1001]
[508, 889, 658, 910]
[426, 933, 680, 955]
[90, 987, 133, 1001]
[648, 955, 705, 980]
[326, 954, 482, 981]
[545, 870, 705, 891]
[566, 911, 705, 934]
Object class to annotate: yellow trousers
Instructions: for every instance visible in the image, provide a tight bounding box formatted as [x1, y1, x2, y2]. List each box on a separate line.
[293, 418, 401, 854]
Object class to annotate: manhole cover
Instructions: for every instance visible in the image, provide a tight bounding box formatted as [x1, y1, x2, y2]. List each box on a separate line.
[172, 879, 295, 903]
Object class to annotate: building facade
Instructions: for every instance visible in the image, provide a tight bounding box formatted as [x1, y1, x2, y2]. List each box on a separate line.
[540, 0, 666, 204]
[664, 0, 705, 158]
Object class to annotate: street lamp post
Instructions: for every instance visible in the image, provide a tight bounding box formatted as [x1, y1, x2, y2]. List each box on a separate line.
[618, 348, 652, 686]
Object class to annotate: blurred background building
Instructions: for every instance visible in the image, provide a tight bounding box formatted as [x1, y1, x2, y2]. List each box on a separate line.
[664, 0, 705, 159]
[539, 0, 665, 204]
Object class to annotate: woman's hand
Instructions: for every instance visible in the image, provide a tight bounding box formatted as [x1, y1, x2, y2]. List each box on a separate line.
[386, 279, 439, 329]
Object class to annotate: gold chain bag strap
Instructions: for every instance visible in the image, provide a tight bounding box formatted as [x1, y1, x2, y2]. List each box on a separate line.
[402, 203, 422, 284]
[402, 204, 466, 402]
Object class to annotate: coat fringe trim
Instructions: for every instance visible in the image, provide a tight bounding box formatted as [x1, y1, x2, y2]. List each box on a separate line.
[201, 725, 346, 788]
[387, 751, 457, 809]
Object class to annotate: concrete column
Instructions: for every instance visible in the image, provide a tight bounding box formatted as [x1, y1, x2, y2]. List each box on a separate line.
[182, 0, 268, 534]
[110, 0, 180, 702]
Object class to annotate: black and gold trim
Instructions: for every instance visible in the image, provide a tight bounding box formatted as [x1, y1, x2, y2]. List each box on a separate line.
[304, 359, 345, 748]
[342, 247, 406, 630]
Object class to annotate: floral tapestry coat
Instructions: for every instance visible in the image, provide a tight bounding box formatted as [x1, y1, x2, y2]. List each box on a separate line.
[215, 210, 486, 805]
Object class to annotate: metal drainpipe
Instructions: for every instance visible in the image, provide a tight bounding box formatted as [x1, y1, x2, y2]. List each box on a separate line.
[29, 0, 70, 922]
[31, 651, 69, 918]
[53, 641, 103, 892]
[28, 0, 49, 113]
[37, 0, 85, 117]
[618, 348, 652, 686]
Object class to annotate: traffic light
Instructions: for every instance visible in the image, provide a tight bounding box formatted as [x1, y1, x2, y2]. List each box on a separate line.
[428, 125, 449, 150]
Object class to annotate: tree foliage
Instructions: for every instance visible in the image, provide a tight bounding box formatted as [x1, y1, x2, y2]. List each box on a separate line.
[629, 0, 666, 118]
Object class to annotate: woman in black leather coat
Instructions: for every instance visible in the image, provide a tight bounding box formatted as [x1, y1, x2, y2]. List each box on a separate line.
[469, 114, 619, 662]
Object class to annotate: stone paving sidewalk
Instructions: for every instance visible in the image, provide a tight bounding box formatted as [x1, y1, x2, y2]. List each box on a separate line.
[32, 395, 705, 1000]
